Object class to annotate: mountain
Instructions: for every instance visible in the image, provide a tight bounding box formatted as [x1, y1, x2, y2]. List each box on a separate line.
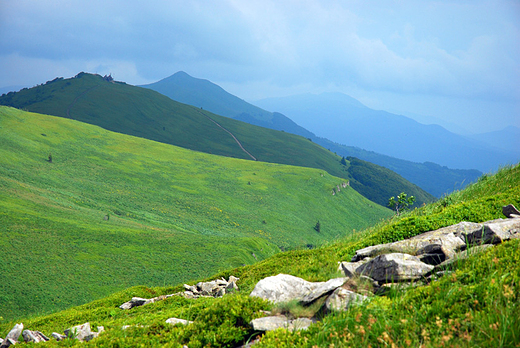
[0, 72, 434, 207]
[468, 125, 520, 152]
[0, 105, 393, 320]
[255, 92, 520, 173]
[141, 71, 481, 197]
[140, 71, 314, 139]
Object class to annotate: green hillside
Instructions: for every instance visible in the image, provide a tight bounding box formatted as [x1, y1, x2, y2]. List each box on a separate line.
[0, 106, 392, 320]
[1, 139, 517, 347]
[0, 73, 435, 207]
[140, 71, 480, 198]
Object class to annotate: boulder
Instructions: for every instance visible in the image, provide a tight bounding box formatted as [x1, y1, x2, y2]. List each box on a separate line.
[356, 253, 434, 283]
[22, 330, 49, 343]
[250, 316, 314, 331]
[165, 318, 192, 326]
[250, 274, 345, 304]
[325, 287, 367, 311]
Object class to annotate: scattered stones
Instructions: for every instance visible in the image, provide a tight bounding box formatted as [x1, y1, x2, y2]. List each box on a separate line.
[119, 276, 240, 310]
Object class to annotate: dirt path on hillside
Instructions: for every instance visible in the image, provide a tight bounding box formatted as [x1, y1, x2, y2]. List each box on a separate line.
[66, 86, 99, 118]
[196, 109, 257, 161]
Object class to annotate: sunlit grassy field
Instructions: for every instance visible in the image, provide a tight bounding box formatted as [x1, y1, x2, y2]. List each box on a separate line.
[0, 106, 391, 320]
[1, 161, 517, 347]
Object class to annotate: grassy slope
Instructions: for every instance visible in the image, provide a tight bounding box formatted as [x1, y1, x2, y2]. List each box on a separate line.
[0, 106, 391, 321]
[0, 73, 434, 207]
[1, 163, 517, 347]
[0, 73, 349, 179]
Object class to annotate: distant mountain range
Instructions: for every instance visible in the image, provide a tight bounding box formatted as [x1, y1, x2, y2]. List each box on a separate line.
[255, 93, 519, 173]
[0, 72, 434, 207]
[141, 72, 483, 197]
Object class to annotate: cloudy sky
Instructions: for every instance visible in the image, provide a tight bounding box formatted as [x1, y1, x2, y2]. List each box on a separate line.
[1, 0, 519, 134]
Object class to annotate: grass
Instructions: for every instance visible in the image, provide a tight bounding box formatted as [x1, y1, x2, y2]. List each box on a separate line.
[0, 150, 517, 346]
[0, 72, 435, 206]
[0, 106, 392, 320]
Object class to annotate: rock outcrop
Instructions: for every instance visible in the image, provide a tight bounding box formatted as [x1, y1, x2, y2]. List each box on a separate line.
[249, 205, 520, 334]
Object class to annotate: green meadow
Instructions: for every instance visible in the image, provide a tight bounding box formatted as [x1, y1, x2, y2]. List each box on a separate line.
[1, 136, 518, 347]
[0, 106, 392, 320]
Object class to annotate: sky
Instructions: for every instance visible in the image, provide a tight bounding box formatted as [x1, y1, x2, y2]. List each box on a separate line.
[0, 0, 519, 134]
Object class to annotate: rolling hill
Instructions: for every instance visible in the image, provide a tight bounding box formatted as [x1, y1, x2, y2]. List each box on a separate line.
[140, 71, 482, 197]
[0, 72, 434, 207]
[1, 121, 518, 347]
[0, 105, 393, 320]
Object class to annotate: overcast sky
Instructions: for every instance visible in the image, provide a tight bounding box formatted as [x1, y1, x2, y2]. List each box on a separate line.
[1, 0, 519, 134]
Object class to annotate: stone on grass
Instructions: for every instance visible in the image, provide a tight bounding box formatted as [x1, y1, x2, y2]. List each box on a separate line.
[250, 316, 314, 331]
[356, 253, 434, 283]
[250, 274, 346, 304]
[165, 318, 192, 326]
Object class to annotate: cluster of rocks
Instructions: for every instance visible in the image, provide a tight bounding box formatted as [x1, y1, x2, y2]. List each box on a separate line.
[120, 276, 239, 310]
[0, 322, 103, 347]
[341, 204, 520, 286]
[248, 204, 520, 332]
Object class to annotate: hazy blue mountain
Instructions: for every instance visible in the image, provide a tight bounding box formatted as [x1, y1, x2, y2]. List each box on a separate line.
[468, 126, 520, 152]
[140, 72, 483, 197]
[140, 72, 315, 139]
[255, 93, 519, 173]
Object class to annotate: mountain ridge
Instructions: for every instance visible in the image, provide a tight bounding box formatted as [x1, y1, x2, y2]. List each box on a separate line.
[0, 72, 434, 207]
[255, 93, 519, 172]
[141, 71, 482, 197]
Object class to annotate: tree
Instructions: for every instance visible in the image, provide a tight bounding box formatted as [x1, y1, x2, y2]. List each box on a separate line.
[388, 192, 415, 215]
